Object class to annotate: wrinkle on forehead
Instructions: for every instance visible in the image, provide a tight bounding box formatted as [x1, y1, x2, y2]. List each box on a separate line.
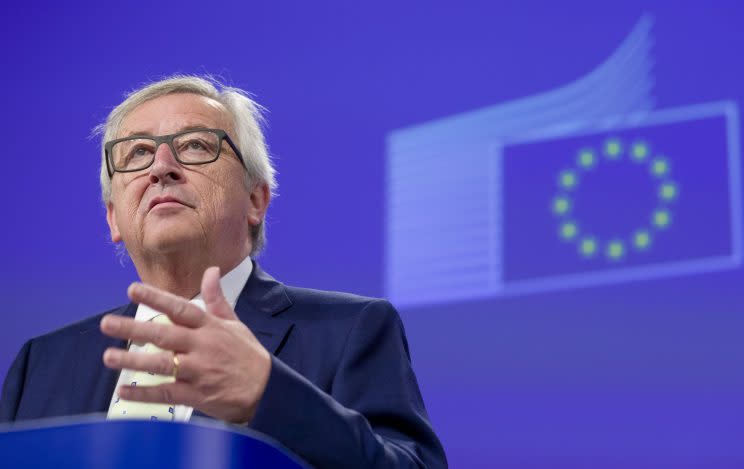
[118, 93, 234, 139]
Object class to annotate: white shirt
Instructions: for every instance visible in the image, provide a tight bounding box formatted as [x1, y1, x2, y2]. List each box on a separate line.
[106, 255, 254, 421]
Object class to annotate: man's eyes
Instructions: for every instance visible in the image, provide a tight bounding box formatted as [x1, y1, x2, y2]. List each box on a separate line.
[130, 145, 155, 158]
[178, 138, 214, 152]
[186, 141, 206, 150]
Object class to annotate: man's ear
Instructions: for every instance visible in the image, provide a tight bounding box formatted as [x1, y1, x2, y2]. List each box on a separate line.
[247, 183, 271, 227]
[106, 201, 123, 243]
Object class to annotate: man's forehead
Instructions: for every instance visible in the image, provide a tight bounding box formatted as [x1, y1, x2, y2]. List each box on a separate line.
[119, 93, 230, 137]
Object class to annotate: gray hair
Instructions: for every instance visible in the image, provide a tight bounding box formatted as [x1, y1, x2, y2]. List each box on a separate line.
[94, 75, 277, 256]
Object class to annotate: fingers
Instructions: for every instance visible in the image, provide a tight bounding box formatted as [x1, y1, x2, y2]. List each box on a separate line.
[201, 266, 238, 320]
[128, 283, 207, 328]
[103, 348, 195, 381]
[101, 315, 193, 352]
[117, 381, 201, 408]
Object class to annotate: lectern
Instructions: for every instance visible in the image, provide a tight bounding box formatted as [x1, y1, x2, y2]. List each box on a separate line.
[0, 416, 309, 468]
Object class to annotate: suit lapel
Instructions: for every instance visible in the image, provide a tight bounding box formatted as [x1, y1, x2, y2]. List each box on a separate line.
[192, 261, 294, 420]
[233, 261, 295, 355]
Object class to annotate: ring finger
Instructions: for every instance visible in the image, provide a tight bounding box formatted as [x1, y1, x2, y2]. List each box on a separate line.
[103, 347, 194, 382]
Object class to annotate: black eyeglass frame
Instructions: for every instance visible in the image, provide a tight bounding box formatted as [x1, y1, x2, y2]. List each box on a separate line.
[104, 128, 246, 177]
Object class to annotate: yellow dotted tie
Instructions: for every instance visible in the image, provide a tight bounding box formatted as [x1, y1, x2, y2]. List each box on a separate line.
[107, 314, 176, 421]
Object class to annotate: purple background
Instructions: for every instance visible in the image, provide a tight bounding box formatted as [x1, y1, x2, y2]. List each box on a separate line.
[2, 2, 744, 466]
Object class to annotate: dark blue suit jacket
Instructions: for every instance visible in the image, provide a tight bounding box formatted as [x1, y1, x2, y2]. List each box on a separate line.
[0, 262, 446, 468]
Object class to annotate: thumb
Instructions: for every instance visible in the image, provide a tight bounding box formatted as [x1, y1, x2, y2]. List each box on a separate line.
[202, 266, 238, 320]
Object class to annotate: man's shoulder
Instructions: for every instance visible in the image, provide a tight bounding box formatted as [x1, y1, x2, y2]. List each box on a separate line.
[27, 305, 127, 346]
[281, 284, 400, 324]
[284, 284, 380, 306]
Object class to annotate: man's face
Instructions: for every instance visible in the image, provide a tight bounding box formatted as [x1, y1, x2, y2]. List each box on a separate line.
[106, 93, 259, 260]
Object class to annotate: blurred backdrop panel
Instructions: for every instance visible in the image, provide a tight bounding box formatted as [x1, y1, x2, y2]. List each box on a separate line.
[1, 2, 743, 467]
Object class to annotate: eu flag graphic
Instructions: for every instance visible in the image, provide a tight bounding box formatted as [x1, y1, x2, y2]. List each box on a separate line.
[501, 103, 741, 293]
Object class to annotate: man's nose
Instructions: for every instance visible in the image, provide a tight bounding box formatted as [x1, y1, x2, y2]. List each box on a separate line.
[148, 142, 184, 185]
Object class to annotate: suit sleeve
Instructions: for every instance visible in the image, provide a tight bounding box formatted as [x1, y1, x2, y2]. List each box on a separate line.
[249, 300, 447, 469]
[0, 340, 32, 423]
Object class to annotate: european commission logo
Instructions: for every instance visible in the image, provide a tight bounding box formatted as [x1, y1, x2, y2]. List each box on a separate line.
[385, 17, 742, 306]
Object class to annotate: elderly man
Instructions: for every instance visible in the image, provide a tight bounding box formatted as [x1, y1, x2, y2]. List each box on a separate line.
[0, 76, 447, 468]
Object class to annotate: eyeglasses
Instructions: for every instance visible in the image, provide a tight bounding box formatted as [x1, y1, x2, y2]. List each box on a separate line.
[104, 128, 246, 177]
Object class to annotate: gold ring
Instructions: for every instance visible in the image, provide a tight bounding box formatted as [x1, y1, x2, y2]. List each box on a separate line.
[172, 353, 180, 379]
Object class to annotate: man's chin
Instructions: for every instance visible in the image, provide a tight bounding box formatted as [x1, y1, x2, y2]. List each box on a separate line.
[142, 228, 202, 255]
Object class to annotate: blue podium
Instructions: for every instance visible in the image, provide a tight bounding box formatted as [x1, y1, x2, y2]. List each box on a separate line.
[0, 416, 309, 468]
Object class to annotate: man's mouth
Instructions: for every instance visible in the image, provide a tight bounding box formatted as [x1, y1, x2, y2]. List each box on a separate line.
[148, 196, 193, 212]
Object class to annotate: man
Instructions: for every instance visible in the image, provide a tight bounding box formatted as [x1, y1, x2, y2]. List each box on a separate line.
[0, 76, 447, 468]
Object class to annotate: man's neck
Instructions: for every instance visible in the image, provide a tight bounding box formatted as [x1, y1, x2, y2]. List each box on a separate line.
[133, 245, 251, 299]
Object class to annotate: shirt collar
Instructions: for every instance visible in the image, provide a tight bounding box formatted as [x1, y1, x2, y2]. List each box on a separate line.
[134, 255, 254, 321]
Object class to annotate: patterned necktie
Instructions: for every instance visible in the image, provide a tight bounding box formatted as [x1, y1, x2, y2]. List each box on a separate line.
[107, 314, 176, 421]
